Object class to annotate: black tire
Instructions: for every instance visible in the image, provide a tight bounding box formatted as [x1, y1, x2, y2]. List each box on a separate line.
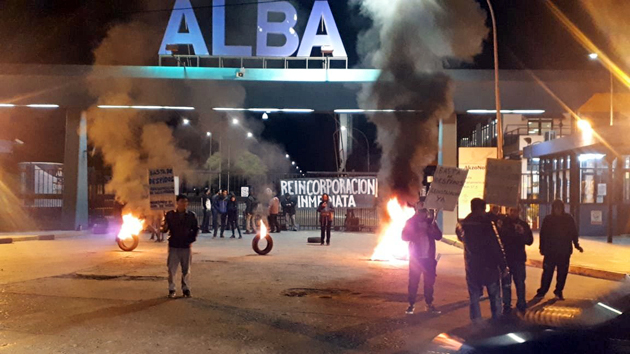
[252, 234, 273, 255]
[117, 235, 139, 252]
[307, 237, 321, 244]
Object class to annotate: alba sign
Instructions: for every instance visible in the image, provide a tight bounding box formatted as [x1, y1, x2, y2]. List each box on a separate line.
[159, 0, 347, 58]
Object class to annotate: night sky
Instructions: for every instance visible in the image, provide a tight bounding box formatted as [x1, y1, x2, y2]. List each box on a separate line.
[0, 0, 614, 172]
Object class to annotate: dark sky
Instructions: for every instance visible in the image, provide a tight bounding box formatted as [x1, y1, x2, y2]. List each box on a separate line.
[0, 0, 613, 172]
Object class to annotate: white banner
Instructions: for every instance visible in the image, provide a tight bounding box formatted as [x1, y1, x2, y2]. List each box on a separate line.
[425, 166, 468, 211]
[149, 168, 176, 211]
[458, 147, 497, 219]
[484, 159, 522, 207]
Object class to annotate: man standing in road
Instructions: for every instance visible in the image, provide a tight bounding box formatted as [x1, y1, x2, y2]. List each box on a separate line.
[213, 190, 228, 238]
[267, 189, 281, 233]
[245, 192, 258, 234]
[499, 206, 534, 314]
[535, 199, 583, 301]
[402, 207, 442, 315]
[161, 194, 199, 298]
[317, 194, 334, 245]
[457, 198, 508, 322]
[201, 188, 212, 234]
[282, 192, 298, 231]
[211, 190, 221, 234]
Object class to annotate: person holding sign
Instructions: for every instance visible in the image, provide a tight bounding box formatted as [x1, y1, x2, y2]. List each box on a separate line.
[317, 194, 334, 245]
[161, 195, 199, 299]
[402, 207, 443, 315]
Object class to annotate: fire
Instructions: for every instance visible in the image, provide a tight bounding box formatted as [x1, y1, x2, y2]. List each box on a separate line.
[259, 220, 267, 237]
[117, 214, 144, 240]
[371, 198, 416, 261]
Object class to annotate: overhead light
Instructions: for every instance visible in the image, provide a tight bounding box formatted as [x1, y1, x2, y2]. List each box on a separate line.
[249, 108, 281, 113]
[340, 126, 347, 131]
[597, 302, 622, 315]
[98, 105, 131, 109]
[334, 109, 420, 114]
[232, 118, 239, 125]
[262, 113, 269, 120]
[0, 103, 16, 107]
[292, 161, 295, 165]
[247, 132, 253, 138]
[98, 105, 194, 110]
[182, 118, 190, 125]
[14, 139, 24, 145]
[335, 109, 366, 113]
[467, 109, 545, 114]
[279, 109, 314, 113]
[589, 53, 599, 60]
[26, 104, 59, 108]
[206, 132, 212, 137]
[213, 107, 247, 112]
[506, 333, 526, 344]
[285, 154, 290, 159]
[579, 153, 604, 162]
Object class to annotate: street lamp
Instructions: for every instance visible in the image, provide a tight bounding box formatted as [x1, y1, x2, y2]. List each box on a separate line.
[589, 53, 614, 126]
[262, 113, 269, 120]
[486, 0, 503, 159]
[206, 132, 212, 156]
[285, 154, 290, 159]
[247, 132, 253, 138]
[589, 53, 599, 60]
[232, 118, 239, 125]
[182, 118, 190, 125]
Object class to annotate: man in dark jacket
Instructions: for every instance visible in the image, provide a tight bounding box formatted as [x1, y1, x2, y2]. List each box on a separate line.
[317, 194, 334, 245]
[201, 189, 212, 233]
[210, 190, 221, 233]
[161, 194, 199, 298]
[227, 194, 242, 239]
[245, 193, 257, 234]
[499, 206, 534, 314]
[402, 208, 442, 315]
[213, 190, 228, 238]
[282, 193, 298, 231]
[457, 198, 508, 322]
[535, 199, 583, 301]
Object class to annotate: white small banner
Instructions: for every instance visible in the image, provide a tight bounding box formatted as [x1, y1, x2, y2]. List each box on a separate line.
[149, 168, 176, 211]
[484, 159, 522, 207]
[425, 166, 469, 211]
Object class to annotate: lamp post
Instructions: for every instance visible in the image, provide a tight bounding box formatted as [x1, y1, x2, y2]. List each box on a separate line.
[341, 126, 370, 172]
[486, 0, 503, 159]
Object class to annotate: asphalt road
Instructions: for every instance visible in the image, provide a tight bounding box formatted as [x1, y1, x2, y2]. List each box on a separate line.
[0, 231, 620, 353]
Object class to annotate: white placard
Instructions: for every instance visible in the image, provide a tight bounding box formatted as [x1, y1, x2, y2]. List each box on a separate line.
[484, 159, 522, 207]
[241, 186, 250, 198]
[149, 168, 176, 211]
[458, 148, 498, 218]
[425, 166, 469, 211]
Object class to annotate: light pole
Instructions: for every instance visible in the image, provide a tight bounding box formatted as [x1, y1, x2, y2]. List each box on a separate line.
[341, 126, 370, 172]
[486, 0, 503, 159]
[206, 131, 212, 156]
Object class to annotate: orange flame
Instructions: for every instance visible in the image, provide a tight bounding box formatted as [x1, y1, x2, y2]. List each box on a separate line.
[117, 214, 144, 240]
[259, 220, 267, 237]
[371, 198, 415, 261]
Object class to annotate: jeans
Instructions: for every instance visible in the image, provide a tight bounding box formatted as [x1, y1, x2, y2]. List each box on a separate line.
[408, 257, 437, 306]
[268, 214, 281, 232]
[246, 213, 255, 232]
[502, 262, 527, 311]
[537, 254, 571, 297]
[167, 247, 191, 292]
[213, 213, 227, 237]
[466, 267, 501, 321]
[211, 211, 218, 232]
[228, 216, 241, 237]
[320, 217, 332, 244]
[285, 213, 297, 230]
[201, 210, 211, 232]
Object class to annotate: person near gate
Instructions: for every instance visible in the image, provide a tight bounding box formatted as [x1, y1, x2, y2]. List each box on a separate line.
[534, 199, 583, 301]
[282, 192, 298, 231]
[317, 194, 334, 245]
[267, 189, 282, 233]
[498, 206, 534, 314]
[245, 192, 258, 234]
[457, 198, 508, 322]
[227, 194, 242, 239]
[161, 194, 199, 298]
[201, 188, 212, 234]
[210, 189, 221, 234]
[213, 189, 228, 238]
[402, 207, 442, 315]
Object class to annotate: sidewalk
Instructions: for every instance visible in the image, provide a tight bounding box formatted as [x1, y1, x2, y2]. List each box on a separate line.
[0, 230, 88, 244]
[442, 233, 630, 281]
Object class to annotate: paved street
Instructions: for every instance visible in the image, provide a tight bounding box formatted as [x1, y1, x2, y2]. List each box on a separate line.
[0, 231, 620, 353]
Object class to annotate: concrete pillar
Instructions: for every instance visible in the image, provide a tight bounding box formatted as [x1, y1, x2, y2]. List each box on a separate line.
[338, 114, 350, 172]
[438, 113, 458, 234]
[62, 109, 88, 230]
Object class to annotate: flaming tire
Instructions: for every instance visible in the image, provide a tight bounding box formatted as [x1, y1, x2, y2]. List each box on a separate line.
[117, 235, 139, 252]
[252, 234, 273, 255]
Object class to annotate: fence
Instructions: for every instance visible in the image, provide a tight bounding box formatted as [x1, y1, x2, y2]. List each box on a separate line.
[18, 162, 64, 230]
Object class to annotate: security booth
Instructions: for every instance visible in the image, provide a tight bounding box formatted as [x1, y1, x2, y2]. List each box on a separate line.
[524, 123, 630, 241]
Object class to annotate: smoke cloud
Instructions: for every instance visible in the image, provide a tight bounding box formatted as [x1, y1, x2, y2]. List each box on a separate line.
[581, 1, 630, 68]
[353, 0, 488, 203]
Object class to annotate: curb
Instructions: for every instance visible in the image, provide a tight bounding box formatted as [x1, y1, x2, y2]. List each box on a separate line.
[0, 232, 86, 245]
[440, 237, 628, 282]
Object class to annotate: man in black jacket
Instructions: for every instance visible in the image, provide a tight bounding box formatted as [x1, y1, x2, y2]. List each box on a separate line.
[282, 193, 298, 231]
[457, 198, 508, 322]
[245, 193, 257, 234]
[402, 208, 442, 315]
[213, 190, 228, 238]
[201, 188, 212, 233]
[535, 199, 583, 301]
[499, 206, 534, 314]
[161, 194, 199, 298]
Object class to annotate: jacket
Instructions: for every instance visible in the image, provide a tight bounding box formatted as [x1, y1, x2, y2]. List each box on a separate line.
[540, 213, 580, 257]
[161, 210, 199, 248]
[402, 214, 442, 259]
[245, 195, 257, 214]
[317, 201, 334, 220]
[213, 195, 228, 214]
[210, 194, 220, 213]
[499, 217, 534, 264]
[269, 197, 280, 215]
[457, 212, 507, 273]
[282, 196, 296, 215]
[202, 195, 211, 211]
[227, 199, 239, 220]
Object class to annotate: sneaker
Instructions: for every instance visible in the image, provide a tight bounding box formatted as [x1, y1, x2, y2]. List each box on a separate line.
[554, 294, 565, 301]
[168, 290, 176, 299]
[326, 243, 330, 246]
[426, 304, 441, 315]
[238, 235, 242, 239]
[503, 306, 513, 316]
[220, 235, 224, 238]
[183, 290, 191, 298]
[321, 242, 324, 245]
[230, 235, 236, 239]
[405, 305, 415, 315]
[213, 235, 217, 239]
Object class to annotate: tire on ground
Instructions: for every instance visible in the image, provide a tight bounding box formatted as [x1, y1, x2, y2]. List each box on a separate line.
[117, 235, 139, 252]
[252, 235, 273, 255]
[307, 237, 321, 244]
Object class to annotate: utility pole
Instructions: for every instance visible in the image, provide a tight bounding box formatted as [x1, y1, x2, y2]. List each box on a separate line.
[487, 0, 503, 159]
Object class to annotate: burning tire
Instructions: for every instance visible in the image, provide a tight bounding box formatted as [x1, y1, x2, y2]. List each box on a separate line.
[117, 235, 139, 252]
[252, 234, 273, 255]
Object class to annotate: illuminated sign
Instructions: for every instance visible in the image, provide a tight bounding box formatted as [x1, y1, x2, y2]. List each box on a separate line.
[159, 0, 347, 58]
[280, 177, 377, 208]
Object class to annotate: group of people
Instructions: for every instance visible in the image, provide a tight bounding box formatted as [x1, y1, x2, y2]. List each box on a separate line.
[403, 198, 583, 322]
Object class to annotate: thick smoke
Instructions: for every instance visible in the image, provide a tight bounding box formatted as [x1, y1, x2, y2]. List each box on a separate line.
[581, 1, 630, 68]
[354, 0, 488, 203]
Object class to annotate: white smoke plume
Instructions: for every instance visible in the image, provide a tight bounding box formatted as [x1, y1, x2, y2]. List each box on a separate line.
[581, 1, 630, 68]
[353, 0, 488, 203]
